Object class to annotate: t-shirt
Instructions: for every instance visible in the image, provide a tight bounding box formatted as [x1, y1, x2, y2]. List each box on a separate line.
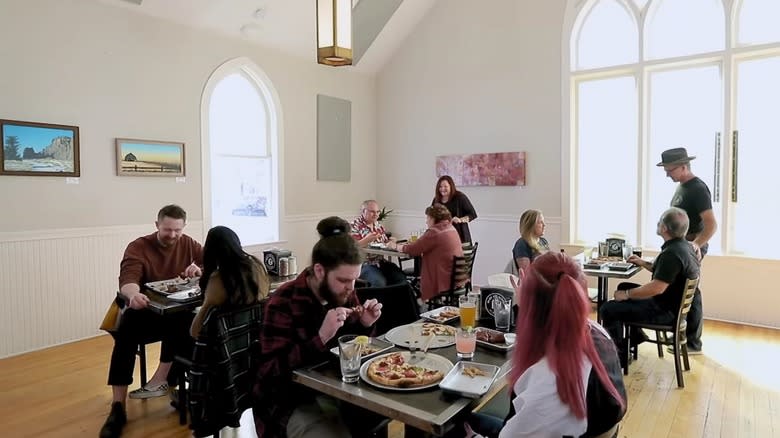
[651, 238, 700, 313]
[512, 237, 549, 262]
[670, 176, 712, 238]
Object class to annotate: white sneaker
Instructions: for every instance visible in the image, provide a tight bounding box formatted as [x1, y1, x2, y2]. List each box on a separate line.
[129, 382, 169, 399]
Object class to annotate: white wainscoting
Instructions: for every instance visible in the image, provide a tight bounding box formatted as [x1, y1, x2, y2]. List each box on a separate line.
[0, 213, 357, 359]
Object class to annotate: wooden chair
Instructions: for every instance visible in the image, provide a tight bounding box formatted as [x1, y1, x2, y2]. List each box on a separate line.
[428, 242, 479, 309]
[174, 302, 263, 435]
[623, 277, 699, 388]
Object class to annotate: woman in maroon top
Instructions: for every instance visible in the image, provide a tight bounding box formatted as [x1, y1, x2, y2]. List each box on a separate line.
[389, 204, 463, 301]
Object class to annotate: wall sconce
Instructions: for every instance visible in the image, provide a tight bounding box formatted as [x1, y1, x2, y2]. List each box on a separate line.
[316, 0, 352, 66]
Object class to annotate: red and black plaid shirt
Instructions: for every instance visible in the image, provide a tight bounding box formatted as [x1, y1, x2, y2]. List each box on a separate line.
[253, 270, 374, 438]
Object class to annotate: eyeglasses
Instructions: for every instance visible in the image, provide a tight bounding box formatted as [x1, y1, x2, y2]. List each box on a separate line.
[663, 165, 682, 173]
[365, 210, 380, 214]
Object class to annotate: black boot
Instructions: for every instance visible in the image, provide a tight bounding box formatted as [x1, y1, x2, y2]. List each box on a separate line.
[99, 402, 127, 438]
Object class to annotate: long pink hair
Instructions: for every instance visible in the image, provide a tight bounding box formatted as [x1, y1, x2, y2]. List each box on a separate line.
[509, 251, 625, 419]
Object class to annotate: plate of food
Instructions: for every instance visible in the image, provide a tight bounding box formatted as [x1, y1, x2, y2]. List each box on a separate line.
[419, 306, 460, 324]
[439, 361, 500, 398]
[145, 277, 200, 295]
[329, 336, 395, 362]
[384, 323, 456, 349]
[475, 327, 515, 352]
[360, 351, 453, 391]
[167, 288, 202, 301]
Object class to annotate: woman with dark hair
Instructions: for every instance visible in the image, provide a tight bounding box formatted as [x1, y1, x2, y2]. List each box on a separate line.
[464, 252, 626, 438]
[388, 204, 463, 302]
[191, 226, 270, 337]
[433, 175, 478, 243]
[254, 216, 383, 438]
[512, 209, 549, 271]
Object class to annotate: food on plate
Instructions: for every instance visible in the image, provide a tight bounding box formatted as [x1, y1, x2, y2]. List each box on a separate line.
[462, 366, 487, 378]
[367, 353, 444, 388]
[166, 283, 179, 293]
[432, 308, 460, 322]
[476, 329, 506, 344]
[421, 323, 456, 337]
[351, 305, 365, 316]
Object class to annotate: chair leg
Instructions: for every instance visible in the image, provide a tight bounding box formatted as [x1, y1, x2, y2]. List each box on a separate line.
[681, 343, 691, 371]
[138, 343, 148, 387]
[673, 341, 685, 388]
[622, 326, 630, 375]
[178, 372, 187, 425]
[655, 330, 664, 358]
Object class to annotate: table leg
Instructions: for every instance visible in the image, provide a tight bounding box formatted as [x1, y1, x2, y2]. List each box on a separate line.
[596, 277, 609, 324]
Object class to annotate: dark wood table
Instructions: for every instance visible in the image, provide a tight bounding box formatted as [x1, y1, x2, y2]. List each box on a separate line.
[583, 265, 641, 323]
[364, 246, 420, 276]
[292, 341, 512, 436]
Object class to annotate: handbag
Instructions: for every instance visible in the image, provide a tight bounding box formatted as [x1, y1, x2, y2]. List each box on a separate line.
[99, 296, 125, 332]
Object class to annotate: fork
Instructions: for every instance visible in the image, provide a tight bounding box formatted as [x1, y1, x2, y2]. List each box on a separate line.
[421, 335, 435, 354]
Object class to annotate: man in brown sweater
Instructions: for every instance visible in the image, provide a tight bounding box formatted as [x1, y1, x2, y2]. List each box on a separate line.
[100, 205, 203, 438]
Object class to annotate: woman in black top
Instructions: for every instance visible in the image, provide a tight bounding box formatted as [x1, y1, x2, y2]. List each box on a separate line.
[432, 175, 477, 243]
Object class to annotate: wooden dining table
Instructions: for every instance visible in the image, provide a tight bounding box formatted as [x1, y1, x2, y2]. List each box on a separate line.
[292, 330, 512, 436]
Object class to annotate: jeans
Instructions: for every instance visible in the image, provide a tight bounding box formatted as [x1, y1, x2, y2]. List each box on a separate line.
[599, 291, 675, 358]
[359, 261, 407, 288]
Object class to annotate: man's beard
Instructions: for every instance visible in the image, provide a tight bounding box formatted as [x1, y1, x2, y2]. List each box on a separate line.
[317, 271, 350, 307]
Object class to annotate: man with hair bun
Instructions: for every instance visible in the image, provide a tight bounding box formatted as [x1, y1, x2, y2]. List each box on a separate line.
[253, 216, 384, 438]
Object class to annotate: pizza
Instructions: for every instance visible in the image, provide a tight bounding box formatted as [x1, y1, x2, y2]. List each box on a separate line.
[421, 323, 456, 337]
[366, 353, 444, 388]
[462, 366, 487, 378]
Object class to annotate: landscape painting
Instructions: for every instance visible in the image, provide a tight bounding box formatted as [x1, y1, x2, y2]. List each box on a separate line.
[116, 138, 185, 177]
[436, 151, 526, 186]
[1, 119, 80, 177]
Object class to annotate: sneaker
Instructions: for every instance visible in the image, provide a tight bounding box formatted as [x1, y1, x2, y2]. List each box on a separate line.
[168, 388, 179, 408]
[128, 382, 169, 399]
[666, 346, 703, 355]
[99, 402, 127, 438]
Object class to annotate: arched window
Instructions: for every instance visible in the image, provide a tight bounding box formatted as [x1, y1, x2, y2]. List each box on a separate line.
[568, 0, 780, 258]
[202, 58, 281, 246]
[573, 0, 638, 70]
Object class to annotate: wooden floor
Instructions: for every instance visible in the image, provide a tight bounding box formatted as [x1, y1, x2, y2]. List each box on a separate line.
[1, 320, 779, 437]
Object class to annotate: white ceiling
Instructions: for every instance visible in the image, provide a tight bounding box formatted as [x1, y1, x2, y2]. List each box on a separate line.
[98, 0, 438, 73]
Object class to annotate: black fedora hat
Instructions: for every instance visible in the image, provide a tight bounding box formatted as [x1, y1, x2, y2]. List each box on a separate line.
[657, 147, 696, 166]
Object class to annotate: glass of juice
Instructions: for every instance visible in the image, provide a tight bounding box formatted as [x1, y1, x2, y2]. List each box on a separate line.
[456, 327, 476, 359]
[459, 295, 477, 328]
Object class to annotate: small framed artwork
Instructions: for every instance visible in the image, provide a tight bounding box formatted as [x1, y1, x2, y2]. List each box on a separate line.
[116, 138, 185, 177]
[1, 119, 80, 177]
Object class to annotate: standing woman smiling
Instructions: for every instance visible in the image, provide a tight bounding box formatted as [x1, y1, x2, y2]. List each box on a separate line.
[432, 175, 477, 243]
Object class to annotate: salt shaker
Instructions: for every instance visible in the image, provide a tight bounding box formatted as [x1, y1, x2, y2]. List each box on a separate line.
[278, 257, 289, 276]
[287, 256, 298, 275]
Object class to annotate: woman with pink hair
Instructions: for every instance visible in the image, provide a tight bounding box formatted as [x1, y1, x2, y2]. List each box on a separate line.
[464, 251, 626, 438]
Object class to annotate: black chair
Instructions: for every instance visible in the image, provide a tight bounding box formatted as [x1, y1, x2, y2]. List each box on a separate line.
[623, 277, 699, 388]
[174, 302, 263, 436]
[356, 282, 420, 336]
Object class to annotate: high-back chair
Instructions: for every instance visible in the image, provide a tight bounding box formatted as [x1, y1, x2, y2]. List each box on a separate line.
[623, 277, 699, 388]
[356, 282, 420, 335]
[175, 302, 263, 436]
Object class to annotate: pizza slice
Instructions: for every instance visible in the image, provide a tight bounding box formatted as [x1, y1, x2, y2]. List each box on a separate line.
[367, 353, 445, 388]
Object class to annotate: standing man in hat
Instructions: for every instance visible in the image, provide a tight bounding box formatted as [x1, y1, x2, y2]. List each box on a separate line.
[657, 147, 717, 354]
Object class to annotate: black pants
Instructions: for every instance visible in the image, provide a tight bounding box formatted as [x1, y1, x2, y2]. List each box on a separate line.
[107, 308, 194, 386]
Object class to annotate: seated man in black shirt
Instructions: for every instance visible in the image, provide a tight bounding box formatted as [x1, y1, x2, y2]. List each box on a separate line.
[600, 207, 700, 360]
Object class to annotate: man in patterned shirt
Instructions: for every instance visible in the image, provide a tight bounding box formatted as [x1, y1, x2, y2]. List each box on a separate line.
[350, 200, 406, 287]
[254, 216, 384, 438]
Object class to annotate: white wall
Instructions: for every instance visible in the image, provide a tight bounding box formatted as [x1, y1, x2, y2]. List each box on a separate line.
[0, 0, 376, 357]
[377, 0, 780, 328]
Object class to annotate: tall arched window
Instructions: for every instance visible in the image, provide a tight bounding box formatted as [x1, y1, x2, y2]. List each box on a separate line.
[568, 0, 780, 259]
[202, 58, 282, 245]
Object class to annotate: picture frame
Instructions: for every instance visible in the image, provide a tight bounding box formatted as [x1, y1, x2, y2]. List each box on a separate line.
[116, 138, 185, 177]
[1, 119, 80, 177]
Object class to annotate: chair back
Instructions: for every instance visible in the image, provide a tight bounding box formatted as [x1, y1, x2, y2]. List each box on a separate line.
[675, 277, 699, 344]
[486, 273, 518, 289]
[187, 302, 263, 437]
[356, 283, 420, 335]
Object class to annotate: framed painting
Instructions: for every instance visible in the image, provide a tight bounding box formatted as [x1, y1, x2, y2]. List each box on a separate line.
[436, 151, 526, 186]
[116, 138, 185, 177]
[1, 119, 80, 177]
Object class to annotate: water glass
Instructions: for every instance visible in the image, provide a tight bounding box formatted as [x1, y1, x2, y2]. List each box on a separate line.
[455, 328, 476, 359]
[459, 295, 477, 328]
[338, 335, 362, 383]
[492, 299, 511, 332]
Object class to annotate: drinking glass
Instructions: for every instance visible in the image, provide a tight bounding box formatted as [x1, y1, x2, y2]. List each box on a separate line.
[409, 231, 418, 242]
[455, 328, 476, 359]
[467, 290, 482, 321]
[492, 299, 511, 332]
[459, 295, 477, 328]
[632, 247, 643, 258]
[338, 335, 362, 383]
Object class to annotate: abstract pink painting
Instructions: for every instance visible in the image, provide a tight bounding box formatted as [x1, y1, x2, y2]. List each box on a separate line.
[436, 152, 526, 186]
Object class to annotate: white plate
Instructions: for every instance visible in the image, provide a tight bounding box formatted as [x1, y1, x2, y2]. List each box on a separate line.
[359, 351, 454, 391]
[166, 287, 201, 301]
[368, 242, 387, 249]
[328, 338, 395, 362]
[475, 327, 514, 352]
[145, 277, 200, 295]
[439, 361, 500, 398]
[419, 306, 460, 324]
[384, 323, 456, 349]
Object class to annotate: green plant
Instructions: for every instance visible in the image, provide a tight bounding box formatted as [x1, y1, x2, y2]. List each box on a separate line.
[377, 206, 393, 222]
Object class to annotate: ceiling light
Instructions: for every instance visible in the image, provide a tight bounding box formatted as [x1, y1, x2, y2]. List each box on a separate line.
[316, 0, 352, 66]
